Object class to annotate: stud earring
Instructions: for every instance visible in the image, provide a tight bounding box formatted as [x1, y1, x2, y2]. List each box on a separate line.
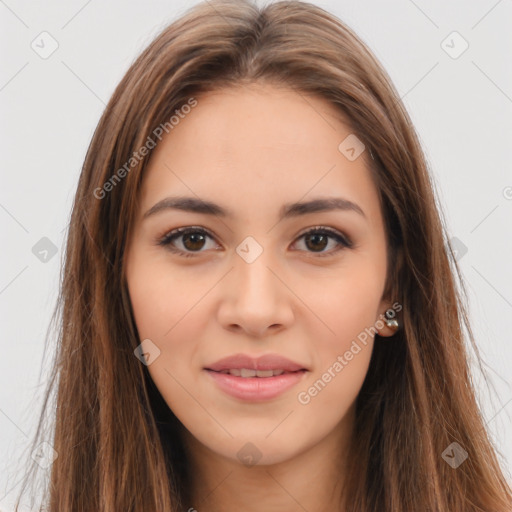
[383, 308, 400, 334]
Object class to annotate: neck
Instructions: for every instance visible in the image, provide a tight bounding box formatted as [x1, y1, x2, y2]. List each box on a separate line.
[180, 406, 355, 512]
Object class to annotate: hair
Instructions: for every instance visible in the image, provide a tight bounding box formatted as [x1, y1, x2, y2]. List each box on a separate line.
[12, 0, 511, 510]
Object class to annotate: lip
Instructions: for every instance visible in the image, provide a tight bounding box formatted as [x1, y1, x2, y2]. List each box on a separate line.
[204, 368, 308, 401]
[204, 353, 308, 372]
[203, 353, 309, 402]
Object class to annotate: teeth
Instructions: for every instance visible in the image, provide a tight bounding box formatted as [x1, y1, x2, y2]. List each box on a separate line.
[254, 370, 275, 378]
[218, 368, 287, 377]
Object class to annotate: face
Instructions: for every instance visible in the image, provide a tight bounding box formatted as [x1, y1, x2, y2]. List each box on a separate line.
[124, 83, 393, 468]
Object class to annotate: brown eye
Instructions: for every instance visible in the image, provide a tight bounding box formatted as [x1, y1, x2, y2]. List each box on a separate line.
[158, 227, 217, 257]
[294, 227, 352, 257]
[181, 232, 207, 251]
[158, 225, 353, 259]
[304, 232, 329, 252]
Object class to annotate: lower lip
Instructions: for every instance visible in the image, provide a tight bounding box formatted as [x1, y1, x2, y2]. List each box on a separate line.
[204, 369, 307, 401]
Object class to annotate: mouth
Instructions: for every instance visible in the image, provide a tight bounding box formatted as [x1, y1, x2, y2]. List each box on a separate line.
[207, 368, 305, 377]
[203, 368, 308, 401]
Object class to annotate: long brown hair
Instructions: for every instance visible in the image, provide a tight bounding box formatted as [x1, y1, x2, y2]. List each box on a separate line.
[13, 0, 512, 510]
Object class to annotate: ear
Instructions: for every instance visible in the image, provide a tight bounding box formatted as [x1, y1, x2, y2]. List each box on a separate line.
[376, 298, 400, 337]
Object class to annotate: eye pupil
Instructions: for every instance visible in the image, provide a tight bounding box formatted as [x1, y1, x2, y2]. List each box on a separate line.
[305, 233, 328, 252]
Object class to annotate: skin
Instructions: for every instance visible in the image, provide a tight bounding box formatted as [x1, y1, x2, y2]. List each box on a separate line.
[124, 82, 397, 512]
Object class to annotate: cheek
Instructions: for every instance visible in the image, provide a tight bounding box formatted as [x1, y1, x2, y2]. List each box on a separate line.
[126, 250, 210, 341]
[308, 260, 384, 347]
[127, 263, 206, 424]
[295, 297, 376, 423]
[126, 251, 213, 395]
[300, 263, 383, 404]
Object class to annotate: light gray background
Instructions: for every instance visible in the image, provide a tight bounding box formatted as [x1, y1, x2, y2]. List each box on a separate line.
[1, 0, 511, 509]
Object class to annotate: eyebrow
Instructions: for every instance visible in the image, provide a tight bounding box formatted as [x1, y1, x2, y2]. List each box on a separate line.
[143, 195, 366, 220]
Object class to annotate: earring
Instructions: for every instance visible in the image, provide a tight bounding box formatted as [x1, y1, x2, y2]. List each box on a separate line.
[383, 308, 400, 333]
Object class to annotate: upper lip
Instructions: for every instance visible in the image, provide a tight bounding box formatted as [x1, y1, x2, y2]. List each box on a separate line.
[204, 353, 308, 372]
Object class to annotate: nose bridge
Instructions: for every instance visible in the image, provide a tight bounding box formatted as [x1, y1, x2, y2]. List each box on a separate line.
[218, 236, 293, 335]
[233, 237, 281, 306]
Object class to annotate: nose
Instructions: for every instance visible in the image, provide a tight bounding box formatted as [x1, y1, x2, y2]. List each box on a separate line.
[217, 248, 295, 338]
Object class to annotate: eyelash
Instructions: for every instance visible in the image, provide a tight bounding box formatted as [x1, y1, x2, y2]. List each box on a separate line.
[157, 225, 353, 259]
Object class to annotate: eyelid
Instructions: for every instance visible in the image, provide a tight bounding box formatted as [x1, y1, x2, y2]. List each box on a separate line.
[295, 225, 353, 247]
[157, 226, 220, 255]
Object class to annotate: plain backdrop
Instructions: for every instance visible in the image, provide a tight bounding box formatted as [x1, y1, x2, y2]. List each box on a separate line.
[1, 0, 511, 509]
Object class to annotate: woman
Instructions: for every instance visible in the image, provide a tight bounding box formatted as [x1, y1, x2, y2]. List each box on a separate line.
[14, 0, 512, 510]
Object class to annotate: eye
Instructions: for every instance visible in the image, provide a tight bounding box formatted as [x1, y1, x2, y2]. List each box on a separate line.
[157, 225, 353, 258]
[157, 226, 219, 258]
[292, 226, 353, 257]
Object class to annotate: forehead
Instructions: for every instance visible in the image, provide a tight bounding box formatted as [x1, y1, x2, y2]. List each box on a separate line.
[164, 83, 354, 157]
[139, 83, 382, 226]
